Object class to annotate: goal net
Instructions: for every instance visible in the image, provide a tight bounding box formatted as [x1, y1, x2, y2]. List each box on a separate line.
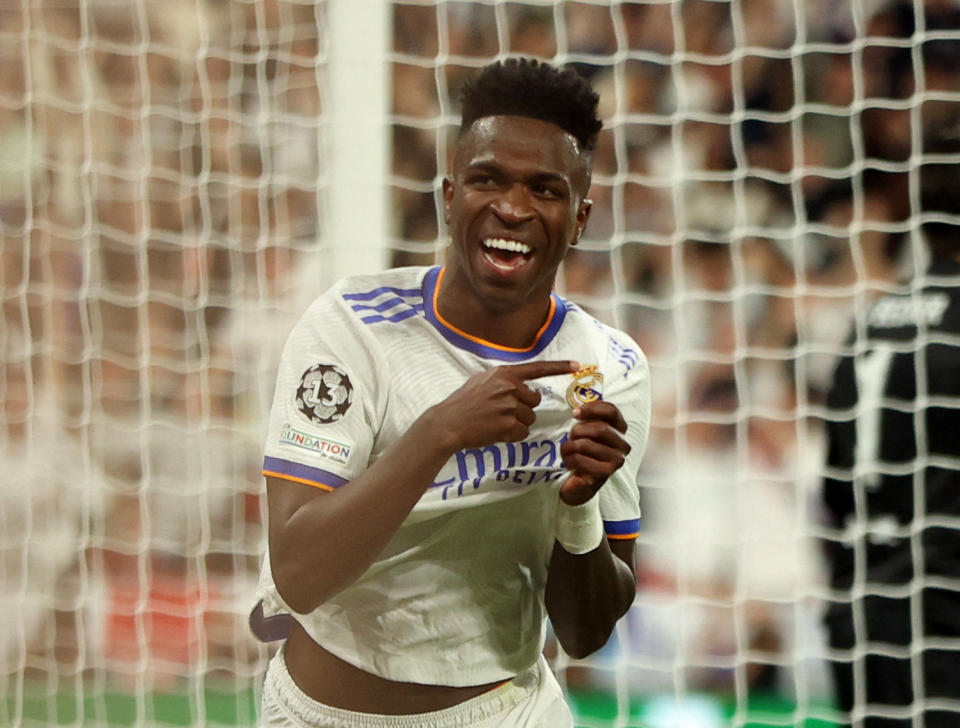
[3, 1, 959, 726]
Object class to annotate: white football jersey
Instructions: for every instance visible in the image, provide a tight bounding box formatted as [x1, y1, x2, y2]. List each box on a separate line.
[254, 265, 650, 686]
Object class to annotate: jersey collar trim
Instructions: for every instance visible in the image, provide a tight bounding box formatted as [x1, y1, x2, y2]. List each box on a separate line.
[421, 266, 567, 361]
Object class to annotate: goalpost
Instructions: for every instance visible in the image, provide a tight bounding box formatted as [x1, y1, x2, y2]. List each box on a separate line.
[3, 1, 959, 727]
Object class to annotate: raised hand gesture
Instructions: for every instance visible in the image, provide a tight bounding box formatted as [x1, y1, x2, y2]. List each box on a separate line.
[431, 360, 580, 450]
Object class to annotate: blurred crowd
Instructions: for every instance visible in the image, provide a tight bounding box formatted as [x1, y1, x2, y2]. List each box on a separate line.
[2, 0, 959, 717]
[392, 0, 960, 705]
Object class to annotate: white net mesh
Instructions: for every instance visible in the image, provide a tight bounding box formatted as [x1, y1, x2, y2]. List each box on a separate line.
[3, 0, 959, 726]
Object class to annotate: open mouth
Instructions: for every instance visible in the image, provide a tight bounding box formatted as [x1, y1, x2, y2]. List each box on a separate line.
[481, 237, 533, 272]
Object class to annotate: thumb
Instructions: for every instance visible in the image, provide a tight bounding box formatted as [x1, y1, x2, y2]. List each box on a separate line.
[559, 473, 600, 506]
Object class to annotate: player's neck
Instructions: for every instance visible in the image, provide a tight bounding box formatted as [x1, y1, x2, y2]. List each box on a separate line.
[435, 276, 554, 350]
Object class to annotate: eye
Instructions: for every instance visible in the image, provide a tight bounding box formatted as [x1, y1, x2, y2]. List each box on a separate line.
[466, 172, 497, 188]
[531, 182, 563, 199]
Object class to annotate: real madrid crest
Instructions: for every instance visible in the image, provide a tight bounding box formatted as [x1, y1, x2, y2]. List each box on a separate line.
[295, 363, 354, 424]
[566, 364, 603, 408]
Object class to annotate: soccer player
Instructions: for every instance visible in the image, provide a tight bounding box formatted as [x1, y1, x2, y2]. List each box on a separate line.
[250, 58, 650, 727]
[821, 150, 960, 727]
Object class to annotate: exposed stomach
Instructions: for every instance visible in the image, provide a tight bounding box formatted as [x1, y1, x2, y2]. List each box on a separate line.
[282, 621, 508, 714]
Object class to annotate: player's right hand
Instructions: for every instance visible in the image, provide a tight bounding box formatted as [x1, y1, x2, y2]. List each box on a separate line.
[429, 360, 580, 451]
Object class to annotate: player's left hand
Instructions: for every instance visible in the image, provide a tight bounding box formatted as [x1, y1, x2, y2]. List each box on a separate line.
[559, 400, 630, 506]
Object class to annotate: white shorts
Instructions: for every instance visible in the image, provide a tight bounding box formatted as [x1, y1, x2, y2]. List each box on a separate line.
[259, 647, 573, 728]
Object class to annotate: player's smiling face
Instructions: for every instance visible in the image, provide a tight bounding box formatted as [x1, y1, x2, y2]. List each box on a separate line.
[441, 115, 592, 318]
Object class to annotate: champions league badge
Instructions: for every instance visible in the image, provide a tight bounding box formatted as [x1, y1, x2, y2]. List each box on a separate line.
[295, 363, 353, 424]
[566, 364, 603, 408]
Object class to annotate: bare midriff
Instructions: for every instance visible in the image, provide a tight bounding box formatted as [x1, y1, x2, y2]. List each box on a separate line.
[282, 621, 508, 715]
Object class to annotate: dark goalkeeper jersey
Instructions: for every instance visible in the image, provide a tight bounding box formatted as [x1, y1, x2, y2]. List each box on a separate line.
[822, 256, 960, 590]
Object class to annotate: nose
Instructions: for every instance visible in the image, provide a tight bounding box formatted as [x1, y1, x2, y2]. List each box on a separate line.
[491, 184, 534, 225]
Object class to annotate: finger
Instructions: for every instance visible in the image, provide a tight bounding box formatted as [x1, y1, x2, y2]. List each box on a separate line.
[573, 400, 628, 433]
[514, 383, 542, 409]
[561, 437, 628, 468]
[562, 452, 623, 480]
[501, 359, 580, 382]
[515, 403, 537, 428]
[567, 421, 631, 453]
[559, 473, 602, 505]
[503, 421, 531, 443]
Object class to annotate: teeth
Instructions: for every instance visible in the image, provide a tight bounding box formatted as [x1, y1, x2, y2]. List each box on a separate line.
[483, 238, 531, 255]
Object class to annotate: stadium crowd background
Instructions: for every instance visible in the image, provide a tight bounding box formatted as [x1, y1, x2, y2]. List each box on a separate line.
[2, 0, 959, 718]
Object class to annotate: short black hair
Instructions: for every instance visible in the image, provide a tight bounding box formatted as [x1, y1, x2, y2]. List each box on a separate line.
[459, 58, 602, 153]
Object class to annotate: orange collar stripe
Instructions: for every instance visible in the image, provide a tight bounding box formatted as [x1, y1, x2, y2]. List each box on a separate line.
[431, 267, 557, 353]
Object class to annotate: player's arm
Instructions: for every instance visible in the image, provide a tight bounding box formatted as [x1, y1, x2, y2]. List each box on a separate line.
[544, 399, 638, 659]
[267, 359, 580, 615]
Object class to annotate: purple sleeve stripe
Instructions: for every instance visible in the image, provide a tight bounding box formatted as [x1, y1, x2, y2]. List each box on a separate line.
[262, 456, 348, 490]
[603, 518, 640, 538]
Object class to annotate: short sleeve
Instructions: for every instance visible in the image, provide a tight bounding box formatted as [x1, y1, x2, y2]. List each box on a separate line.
[261, 294, 383, 491]
[597, 333, 651, 540]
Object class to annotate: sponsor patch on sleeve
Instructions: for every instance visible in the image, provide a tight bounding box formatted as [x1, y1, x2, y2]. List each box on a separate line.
[278, 423, 353, 467]
[295, 362, 353, 424]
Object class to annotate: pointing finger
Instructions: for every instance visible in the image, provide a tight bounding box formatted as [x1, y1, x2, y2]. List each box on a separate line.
[501, 360, 580, 382]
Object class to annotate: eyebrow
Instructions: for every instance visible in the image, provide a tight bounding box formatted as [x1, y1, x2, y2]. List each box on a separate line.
[464, 160, 571, 189]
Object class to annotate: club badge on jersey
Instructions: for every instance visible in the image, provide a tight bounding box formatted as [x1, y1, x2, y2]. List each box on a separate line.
[295, 363, 353, 424]
[566, 364, 603, 408]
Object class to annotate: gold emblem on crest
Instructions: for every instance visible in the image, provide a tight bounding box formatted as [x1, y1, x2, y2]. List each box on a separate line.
[566, 364, 603, 408]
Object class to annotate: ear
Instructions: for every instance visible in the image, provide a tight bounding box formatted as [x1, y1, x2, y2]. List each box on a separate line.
[442, 177, 454, 225]
[572, 198, 592, 245]
[578, 198, 593, 226]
